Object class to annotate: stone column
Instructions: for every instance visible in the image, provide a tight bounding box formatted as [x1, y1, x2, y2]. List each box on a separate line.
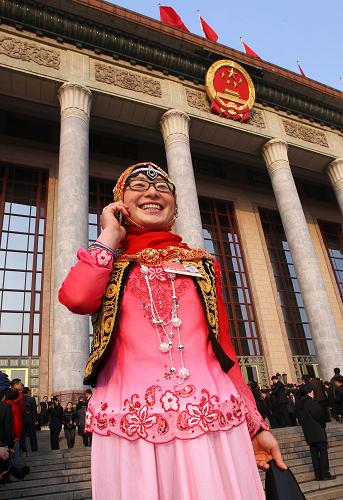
[160, 109, 204, 249]
[52, 83, 92, 401]
[326, 158, 343, 216]
[262, 138, 343, 381]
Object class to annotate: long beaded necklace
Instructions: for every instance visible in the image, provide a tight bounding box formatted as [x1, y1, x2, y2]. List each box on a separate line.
[141, 264, 190, 381]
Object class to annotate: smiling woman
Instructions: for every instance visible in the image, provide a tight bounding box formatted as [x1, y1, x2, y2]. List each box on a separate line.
[59, 162, 286, 500]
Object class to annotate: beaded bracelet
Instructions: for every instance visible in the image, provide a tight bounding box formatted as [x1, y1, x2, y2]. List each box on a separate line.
[92, 241, 116, 256]
[88, 242, 124, 260]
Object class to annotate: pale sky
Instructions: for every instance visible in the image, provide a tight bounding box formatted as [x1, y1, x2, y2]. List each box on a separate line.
[108, 0, 343, 91]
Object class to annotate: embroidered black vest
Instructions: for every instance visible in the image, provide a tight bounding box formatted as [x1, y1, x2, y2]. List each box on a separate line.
[84, 259, 234, 386]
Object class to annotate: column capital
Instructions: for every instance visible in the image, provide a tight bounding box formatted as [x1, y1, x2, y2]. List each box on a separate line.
[58, 82, 92, 122]
[160, 109, 190, 145]
[262, 138, 289, 174]
[326, 158, 343, 192]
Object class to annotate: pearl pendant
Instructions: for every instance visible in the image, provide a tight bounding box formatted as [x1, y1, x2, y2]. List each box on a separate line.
[179, 367, 190, 380]
[170, 367, 176, 373]
[172, 317, 182, 327]
[168, 340, 173, 347]
[141, 265, 149, 275]
[159, 343, 169, 353]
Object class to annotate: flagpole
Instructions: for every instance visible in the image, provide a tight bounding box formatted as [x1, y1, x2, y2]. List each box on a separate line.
[197, 9, 202, 32]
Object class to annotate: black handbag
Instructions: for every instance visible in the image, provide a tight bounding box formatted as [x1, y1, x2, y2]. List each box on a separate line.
[265, 460, 306, 500]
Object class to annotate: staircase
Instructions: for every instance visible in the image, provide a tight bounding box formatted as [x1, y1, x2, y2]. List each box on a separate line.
[1, 423, 342, 499]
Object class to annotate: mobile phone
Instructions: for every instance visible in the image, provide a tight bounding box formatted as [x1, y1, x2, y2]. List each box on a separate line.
[115, 212, 123, 225]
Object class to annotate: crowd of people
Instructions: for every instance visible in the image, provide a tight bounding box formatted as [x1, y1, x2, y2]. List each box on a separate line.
[249, 368, 343, 429]
[0, 370, 93, 484]
[250, 368, 343, 482]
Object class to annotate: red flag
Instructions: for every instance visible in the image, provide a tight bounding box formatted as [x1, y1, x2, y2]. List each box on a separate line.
[159, 6, 189, 31]
[297, 61, 306, 77]
[199, 16, 218, 42]
[240, 38, 261, 59]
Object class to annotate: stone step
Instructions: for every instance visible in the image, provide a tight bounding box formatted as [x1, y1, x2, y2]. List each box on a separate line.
[10, 466, 91, 482]
[260, 460, 343, 479]
[22, 453, 92, 467]
[29, 460, 91, 474]
[287, 449, 343, 468]
[282, 446, 343, 467]
[306, 486, 343, 499]
[3, 480, 92, 499]
[9, 490, 92, 500]
[287, 457, 343, 475]
[275, 439, 343, 450]
[5, 472, 91, 491]
[301, 474, 343, 495]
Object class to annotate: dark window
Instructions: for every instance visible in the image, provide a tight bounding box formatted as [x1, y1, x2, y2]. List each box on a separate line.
[259, 208, 315, 355]
[200, 199, 262, 356]
[88, 177, 114, 243]
[0, 165, 47, 356]
[318, 220, 343, 301]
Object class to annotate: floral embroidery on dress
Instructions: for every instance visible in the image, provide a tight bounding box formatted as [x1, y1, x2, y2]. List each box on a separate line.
[145, 385, 162, 406]
[185, 390, 222, 432]
[160, 391, 180, 412]
[128, 266, 191, 323]
[87, 248, 113, 267]
[86, 385, 250, 442]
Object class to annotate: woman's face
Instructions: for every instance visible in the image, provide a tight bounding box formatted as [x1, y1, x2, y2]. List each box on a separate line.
[67, 402, 73, 410]
[123, 174, 175, 230]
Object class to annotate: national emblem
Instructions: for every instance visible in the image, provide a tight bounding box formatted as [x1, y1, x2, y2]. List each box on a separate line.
[205, 60, 255, 122]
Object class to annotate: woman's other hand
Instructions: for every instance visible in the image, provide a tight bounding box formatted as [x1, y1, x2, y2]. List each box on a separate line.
[98, 202, 129, 248]
[252, 430, 287, 471]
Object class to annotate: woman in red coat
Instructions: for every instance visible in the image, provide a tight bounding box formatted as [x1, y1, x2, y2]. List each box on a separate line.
[5, 389, 23, 466]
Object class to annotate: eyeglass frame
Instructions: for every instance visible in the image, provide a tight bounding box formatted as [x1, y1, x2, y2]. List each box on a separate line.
[125, 178, 175, 194]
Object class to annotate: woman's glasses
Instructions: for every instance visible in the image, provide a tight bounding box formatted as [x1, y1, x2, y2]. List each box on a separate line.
[126, 179, 175, 193]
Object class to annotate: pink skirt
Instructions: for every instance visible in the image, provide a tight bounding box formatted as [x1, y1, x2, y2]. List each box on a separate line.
[91, 423, 265, 500]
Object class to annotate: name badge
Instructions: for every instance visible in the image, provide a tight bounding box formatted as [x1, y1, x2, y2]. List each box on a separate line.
[162, 261, 202, 277]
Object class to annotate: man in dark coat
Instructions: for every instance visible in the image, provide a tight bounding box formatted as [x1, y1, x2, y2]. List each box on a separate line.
[270, 376, 289, 427]
[49, 397, 63, 450]
[334, 375, 343, 419]
[20, 387, 38, 453]
[330, 368, 341, 421]
[300, 386, 335, 481]
[38, 396, 49, 428]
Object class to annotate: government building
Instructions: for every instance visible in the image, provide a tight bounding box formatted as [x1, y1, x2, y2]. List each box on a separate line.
[0, 0, 342, 402]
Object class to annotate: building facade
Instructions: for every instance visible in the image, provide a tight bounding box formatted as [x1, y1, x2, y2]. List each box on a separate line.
[0, 0, 342, 401]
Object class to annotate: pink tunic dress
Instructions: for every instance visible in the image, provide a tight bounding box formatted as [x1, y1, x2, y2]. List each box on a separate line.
[59, 248, 266, 500]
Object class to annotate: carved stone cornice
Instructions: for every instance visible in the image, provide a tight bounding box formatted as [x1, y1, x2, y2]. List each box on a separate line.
[262, 139, 289, 174]
[0, 34, 59, 69]
[326, 158, 343, 192]
[282, 119, 328, 147]
[160, 109, 190, 145]
[248, 109, 266, 129]
[94, 63, 162, 98]
[185, 88, 211, 112]
[58, 83, 92, 122]
[1, 0, 342, 129]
